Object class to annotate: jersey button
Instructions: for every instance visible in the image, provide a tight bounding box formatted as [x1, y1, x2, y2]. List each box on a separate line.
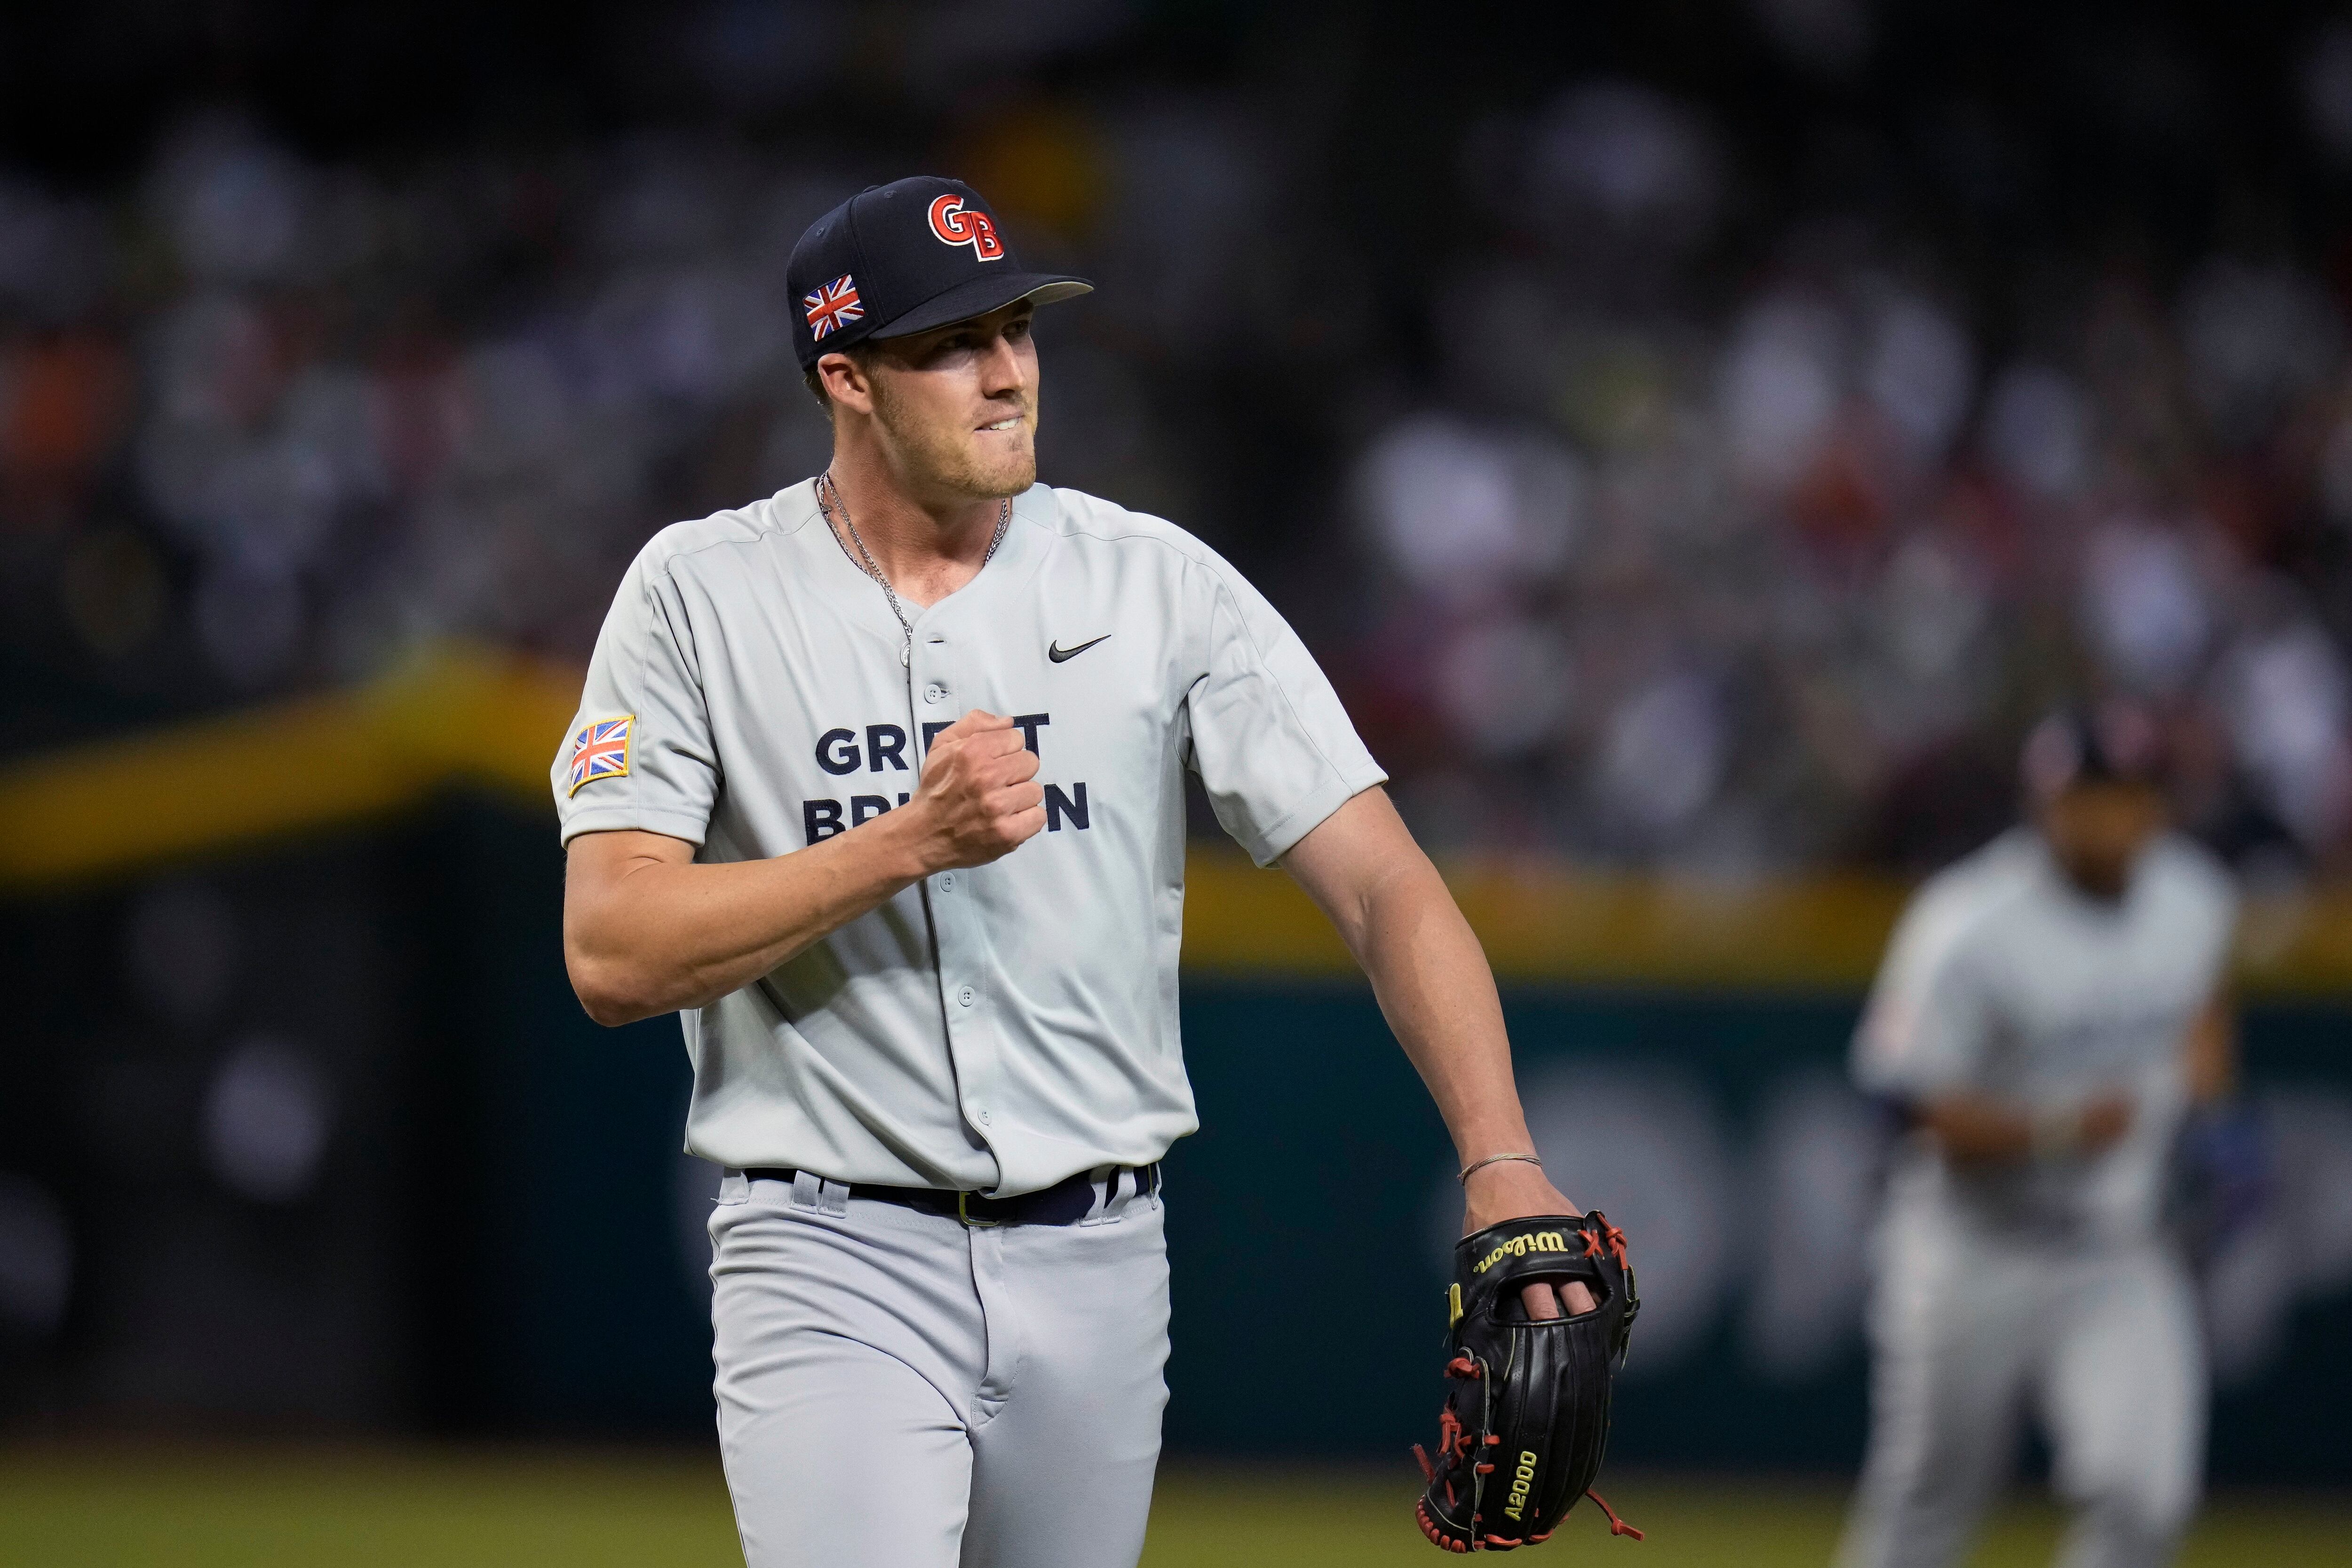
[938, 873, 954, 891]
[958, 985, 976, 1007]
[973, 1106, 992, 1126]
[924, 683, 945, 704]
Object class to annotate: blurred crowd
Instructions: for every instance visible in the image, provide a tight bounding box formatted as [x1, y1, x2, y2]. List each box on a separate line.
[4, 42, 2351, 878]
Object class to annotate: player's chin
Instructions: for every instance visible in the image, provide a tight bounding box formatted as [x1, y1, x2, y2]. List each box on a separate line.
[961, 438, 1036, 499]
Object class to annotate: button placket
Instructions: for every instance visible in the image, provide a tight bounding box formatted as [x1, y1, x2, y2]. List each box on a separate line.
[930, 851, 998, 1156]
[909, 605, 1007, 1166]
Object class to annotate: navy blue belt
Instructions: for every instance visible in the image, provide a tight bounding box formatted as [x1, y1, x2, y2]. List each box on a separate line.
[742, 1162, 1160, 1227]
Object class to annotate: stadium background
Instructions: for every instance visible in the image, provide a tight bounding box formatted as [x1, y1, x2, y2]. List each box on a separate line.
[1, 1, 2348, 1562]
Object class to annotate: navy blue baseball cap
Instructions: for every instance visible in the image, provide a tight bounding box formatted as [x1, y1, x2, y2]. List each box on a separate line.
[2022, 702, 2166, 804]
[787, 176, 1092, 370]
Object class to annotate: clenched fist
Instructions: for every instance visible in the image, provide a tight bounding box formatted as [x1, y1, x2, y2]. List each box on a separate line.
[906, 710, 1047, 870]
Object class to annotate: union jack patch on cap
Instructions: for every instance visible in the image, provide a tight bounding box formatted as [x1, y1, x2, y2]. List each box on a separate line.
[567, 715, 634, 795]
[804, 274, 862, 340]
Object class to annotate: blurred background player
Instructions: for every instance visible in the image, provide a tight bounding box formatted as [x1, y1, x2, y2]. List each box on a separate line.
[1838, 705, 2239, 1568]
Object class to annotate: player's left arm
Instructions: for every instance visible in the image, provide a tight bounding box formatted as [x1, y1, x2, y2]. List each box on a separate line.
[2183, 992, 2235, 1104]
[1280, 785, 1595, 1318]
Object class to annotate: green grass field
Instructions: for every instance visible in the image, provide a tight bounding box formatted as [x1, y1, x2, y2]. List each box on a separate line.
[0, 1448, 2343, 1567]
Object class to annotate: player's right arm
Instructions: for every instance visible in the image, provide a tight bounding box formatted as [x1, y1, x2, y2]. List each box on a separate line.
[1911, 990, 2229, 1161]
[1908, 1091, 2132, 1165]
[563, 709, 1044, 1026]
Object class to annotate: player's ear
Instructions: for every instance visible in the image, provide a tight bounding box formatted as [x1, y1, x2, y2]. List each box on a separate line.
[815, 349, 876, 416]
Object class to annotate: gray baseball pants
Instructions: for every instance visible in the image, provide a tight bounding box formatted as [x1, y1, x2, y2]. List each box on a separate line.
[707, 1168, 1170, 1568]
[1836, 1220, 2204, 1568]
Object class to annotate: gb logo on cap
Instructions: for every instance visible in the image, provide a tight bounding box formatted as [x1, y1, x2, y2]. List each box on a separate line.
[928, 194, 1004, 261]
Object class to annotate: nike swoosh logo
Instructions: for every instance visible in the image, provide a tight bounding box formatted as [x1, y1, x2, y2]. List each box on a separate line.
[1049, 635, 1112, 663]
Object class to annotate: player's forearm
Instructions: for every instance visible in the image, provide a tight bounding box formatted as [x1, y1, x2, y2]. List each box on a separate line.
[1288, 813, 1534, 1161]
[1362, 871, 1534, 1159]
[1914, 1090, 2131, 1164]
[1913, 1094, 2035, 1163]
[565, 813, 938, 1025]
[2183, 996, 2235, 1104]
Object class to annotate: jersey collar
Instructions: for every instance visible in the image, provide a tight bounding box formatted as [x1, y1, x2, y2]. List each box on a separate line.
[782, 477, 1056, 654]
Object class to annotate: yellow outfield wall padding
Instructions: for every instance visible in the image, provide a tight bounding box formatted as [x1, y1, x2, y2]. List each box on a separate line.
[3, 642, 2351, 995]
[0, 644, 582, 886]
[1177, 853, 1908, 989]
[1177, 852, 2352, 995]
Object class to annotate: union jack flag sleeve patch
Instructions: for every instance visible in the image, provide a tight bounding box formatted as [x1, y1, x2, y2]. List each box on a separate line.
[567, 715, 634, 795]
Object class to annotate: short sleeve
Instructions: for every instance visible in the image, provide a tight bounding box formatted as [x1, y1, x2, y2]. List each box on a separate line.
[1852, 885, 1996, 1099]
[1184, 559, 1387, 867]
[551, 554, 721, 847]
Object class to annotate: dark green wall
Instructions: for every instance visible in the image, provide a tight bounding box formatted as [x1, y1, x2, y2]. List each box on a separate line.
[407, 800, 2352, 1480]
[1167, 986, 2352, 1482]
[6, 795, 2344, 1482]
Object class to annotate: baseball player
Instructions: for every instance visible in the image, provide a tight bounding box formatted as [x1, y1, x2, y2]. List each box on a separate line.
[552, 175, 1592, 1568]
[1836, 707, 2239, 1568]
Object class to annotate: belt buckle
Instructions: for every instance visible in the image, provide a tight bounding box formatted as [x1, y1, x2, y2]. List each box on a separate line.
[957, 1191, 1002, 1229]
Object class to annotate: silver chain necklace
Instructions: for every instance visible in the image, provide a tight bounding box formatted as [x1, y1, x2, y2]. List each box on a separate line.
[817, 471, 1011, 668]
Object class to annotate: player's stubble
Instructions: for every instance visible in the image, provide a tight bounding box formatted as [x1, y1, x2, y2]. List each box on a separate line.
[866, 347, 1041, 505]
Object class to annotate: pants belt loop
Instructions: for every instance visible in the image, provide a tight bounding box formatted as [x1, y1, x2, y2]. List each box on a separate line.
[1083, 1164, 1147, 1226]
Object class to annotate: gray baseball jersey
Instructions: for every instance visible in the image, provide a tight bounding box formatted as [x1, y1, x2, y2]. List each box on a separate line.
[553, 478, 1386, 1195]
[1853, 828, 2237, 1247]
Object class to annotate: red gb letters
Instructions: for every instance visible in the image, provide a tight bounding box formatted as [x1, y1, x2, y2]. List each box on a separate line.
[928, 195, 1004, 261]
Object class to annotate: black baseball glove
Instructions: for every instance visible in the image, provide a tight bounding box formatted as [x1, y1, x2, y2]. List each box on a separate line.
[1414, 1211, 1641, 1552]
